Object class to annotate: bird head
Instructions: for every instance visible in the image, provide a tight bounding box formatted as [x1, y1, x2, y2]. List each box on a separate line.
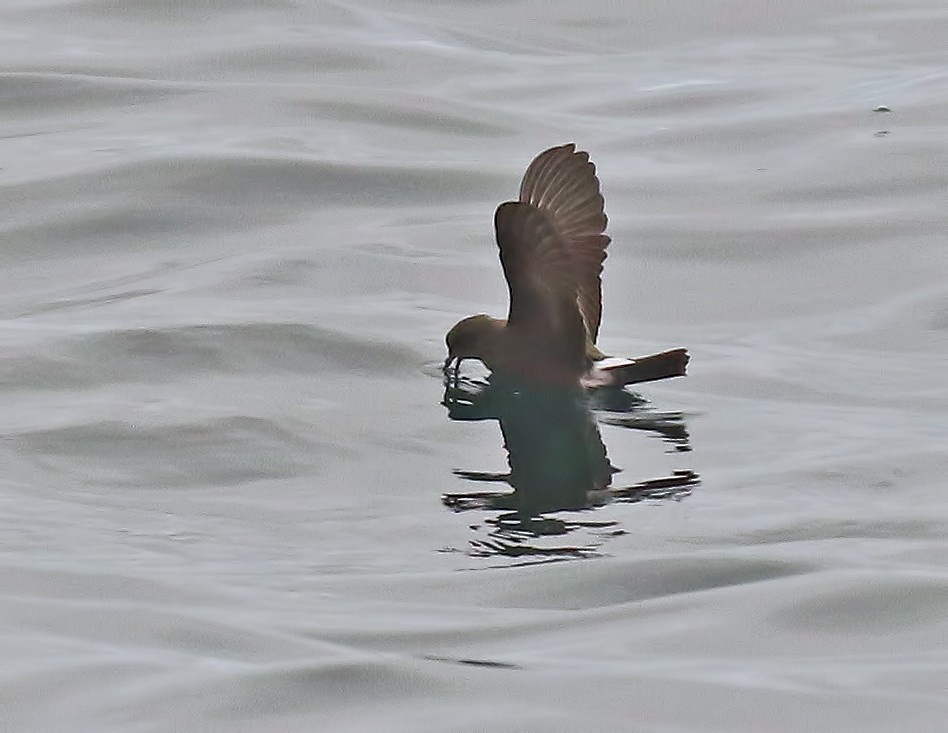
[444, 314, 501, 375]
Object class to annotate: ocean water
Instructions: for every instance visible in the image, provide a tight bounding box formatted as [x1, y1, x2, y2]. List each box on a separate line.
[2, 1, 947, 730]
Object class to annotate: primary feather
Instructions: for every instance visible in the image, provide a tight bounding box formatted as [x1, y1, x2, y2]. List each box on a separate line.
[517, 143, 611, 345]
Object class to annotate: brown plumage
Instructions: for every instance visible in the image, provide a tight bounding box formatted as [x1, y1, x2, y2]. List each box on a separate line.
[444, 143, 688, 388]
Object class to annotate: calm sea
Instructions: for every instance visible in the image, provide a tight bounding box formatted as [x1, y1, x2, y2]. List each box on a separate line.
[1, 1, 946, 730]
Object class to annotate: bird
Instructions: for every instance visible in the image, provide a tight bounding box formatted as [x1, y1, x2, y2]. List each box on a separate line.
[444, 143, 688, 390]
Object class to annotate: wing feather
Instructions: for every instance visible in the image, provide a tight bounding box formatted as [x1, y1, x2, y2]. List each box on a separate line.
[518, 143, 611, 343]
[495, 201, 586, 369]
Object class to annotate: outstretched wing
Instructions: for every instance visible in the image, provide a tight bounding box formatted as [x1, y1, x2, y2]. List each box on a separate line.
[495, 201, 586, 366]
[518, 143, 611, 344]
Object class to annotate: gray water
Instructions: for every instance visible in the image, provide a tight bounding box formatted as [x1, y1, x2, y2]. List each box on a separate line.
[2, 1, 947, 730]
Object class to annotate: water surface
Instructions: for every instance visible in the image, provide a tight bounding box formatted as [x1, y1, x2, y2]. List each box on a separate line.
[1, 1, 947, 730]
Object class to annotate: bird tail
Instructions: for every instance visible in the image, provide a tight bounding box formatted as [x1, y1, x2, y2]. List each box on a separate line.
[593, 348, 689, 387]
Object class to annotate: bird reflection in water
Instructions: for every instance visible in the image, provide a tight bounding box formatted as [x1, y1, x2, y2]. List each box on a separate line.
[442, 374, 698, 561]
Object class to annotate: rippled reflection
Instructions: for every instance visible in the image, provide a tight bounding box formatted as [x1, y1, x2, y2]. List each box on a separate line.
[442, 374, 698, 561]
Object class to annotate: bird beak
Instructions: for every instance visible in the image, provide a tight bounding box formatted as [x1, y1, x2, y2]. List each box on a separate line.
[443, 354, 461, 387]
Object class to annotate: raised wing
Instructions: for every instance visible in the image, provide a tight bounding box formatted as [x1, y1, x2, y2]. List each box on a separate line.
[519, 143, 611, 343]
[495, 201, 586, 368]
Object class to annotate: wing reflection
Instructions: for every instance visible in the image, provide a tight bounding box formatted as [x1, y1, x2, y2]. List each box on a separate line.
[442, 375, 698, 561]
